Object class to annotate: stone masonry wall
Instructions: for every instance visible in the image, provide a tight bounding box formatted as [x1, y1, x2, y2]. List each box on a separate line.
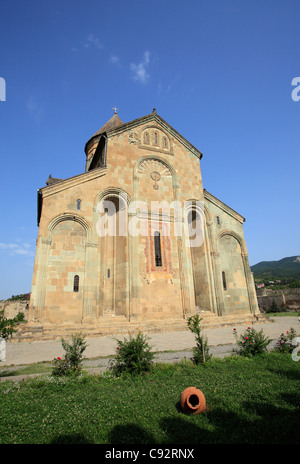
[256, 288, 300, 312]
[0, 300, 29, 320]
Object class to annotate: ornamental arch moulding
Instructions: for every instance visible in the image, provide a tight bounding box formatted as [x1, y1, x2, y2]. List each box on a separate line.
[134, 154, 178, 188]
[95, 186, 132, 206]
[216, 229, 252, 314]
[47, 213, 92, 242]
[140, 125, 174, 155]
[93, 187, 131, 240]
[217, 229, 247, 256]
[93, 187, 130, 319]
[133, 155, 179, 206]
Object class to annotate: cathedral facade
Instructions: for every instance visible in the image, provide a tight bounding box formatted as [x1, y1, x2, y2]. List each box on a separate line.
[28, 109, 259, 332]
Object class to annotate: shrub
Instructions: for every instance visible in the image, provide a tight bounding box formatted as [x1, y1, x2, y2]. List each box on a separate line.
[52, 357, 73, 377]
[0, 310, 25, 340]
[273, 328, 297, 353]
[110, 332, 155, 376]
[52, 332, 87, 376]
[187, 314, 211, 364]
[233, 326, 270, 357]
[8, 293, 30, 301]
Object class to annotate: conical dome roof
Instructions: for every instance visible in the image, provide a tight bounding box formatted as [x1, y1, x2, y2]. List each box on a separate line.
[92, 111, 124, 137]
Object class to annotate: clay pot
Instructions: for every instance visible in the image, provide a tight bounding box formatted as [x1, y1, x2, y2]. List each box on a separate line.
[180, 387, 206, 415]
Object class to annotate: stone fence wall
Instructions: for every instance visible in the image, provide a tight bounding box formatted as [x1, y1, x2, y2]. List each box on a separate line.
[0, 300, 29, 321]
[256, 288, 300, 312]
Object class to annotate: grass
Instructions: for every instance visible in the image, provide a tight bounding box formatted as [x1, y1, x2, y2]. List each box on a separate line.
[267, 311, 300, 317]
[0, 352, 299, 444]
[0, 362, 53, 378]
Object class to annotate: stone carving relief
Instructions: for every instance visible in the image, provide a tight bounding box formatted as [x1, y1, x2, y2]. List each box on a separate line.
[138, 158, 172, 190]
[129, 125, 174, 155]
[150, 171, 161, 190]
[128, 130, 139, 145]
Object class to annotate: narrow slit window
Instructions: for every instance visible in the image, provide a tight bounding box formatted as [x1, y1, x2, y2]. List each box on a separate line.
[216, 216, 220, 225]
[154, 231, 162, 267]
[154, 132, 158, 144]
[222, 271, 227, 291]
[144, 132, 149, 144]
[107, 269, 110, 278]
[74, 275, 79, 292]
[163, 137, 167, 147]
[77, 199, 81, 210]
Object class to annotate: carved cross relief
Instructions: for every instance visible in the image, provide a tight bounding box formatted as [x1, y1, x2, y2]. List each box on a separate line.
[138, 159, 172, 190]
[150, 171, 161, 190]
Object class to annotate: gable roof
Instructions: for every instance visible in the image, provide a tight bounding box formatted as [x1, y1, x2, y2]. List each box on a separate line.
[85, 109, 203, 160]
[37, 166, 107, 226]
[204, 189, 245, 224]
[46, 174, 64, 186]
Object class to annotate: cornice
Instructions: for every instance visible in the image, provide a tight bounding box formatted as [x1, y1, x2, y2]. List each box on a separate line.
[39, 167, 107, 198]
[204, 189, 245, 224]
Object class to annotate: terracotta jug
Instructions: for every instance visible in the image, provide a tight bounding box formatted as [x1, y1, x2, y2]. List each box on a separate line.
[180, 387, 206, 414]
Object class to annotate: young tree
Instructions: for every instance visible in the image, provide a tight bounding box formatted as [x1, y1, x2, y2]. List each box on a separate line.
[187, 314, 211, 364]
[0, 310, 25, 340]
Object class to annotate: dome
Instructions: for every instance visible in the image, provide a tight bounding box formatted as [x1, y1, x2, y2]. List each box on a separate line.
[91, 111, 124, 138]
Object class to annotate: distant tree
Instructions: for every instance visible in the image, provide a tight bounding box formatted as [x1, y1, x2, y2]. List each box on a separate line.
[8, 293, 31, 301]
[290, 280, 300, 289]
[266, 299, 281, 314]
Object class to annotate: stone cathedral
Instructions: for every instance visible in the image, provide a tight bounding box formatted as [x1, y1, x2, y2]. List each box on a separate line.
[28, 109, 260, 337]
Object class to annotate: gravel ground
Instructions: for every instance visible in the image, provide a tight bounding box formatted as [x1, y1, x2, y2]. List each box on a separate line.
[82, 340, 280, 370]
[82, 343, 239, 369]
[0, 344, 239, 381]
[1, 315, 297, 382]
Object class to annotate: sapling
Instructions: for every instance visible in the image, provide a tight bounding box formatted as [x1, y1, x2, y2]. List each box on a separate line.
[187, 314, 211, 364]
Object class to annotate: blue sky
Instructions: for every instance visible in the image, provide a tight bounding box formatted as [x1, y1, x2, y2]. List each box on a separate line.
[0, 0, 299, 299]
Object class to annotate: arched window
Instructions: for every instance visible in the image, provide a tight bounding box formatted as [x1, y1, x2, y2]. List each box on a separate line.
[154, 231, 162, 267]
[216, 216, 220, 225]
[163, 137, 167, 147]
[222, 271, 227, 291]
[77, 199, 81, 210]
[74, 275, 79, 292]
[154, 132, 158, 145]
[144, 132, 149, 144]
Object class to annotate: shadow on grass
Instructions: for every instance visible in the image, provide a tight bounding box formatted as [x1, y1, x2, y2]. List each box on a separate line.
[108, 398, 300, 445]
[280, 391, 300, 407]
[0, 370, 18, 378]
[165, 398, 300, 444]
[0, 363, 52, 378]
[109, 423, 157, 444]
[267, 366, 300, 381]
[50, 433, 94, 444]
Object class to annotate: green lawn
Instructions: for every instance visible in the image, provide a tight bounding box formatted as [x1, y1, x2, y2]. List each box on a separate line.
[0, 362, 53, 377]
[0, 352, 299, 444]
[267, 311, 300, 317]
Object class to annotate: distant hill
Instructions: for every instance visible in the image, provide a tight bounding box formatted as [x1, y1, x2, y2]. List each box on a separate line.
[251, 256, 300, 280]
